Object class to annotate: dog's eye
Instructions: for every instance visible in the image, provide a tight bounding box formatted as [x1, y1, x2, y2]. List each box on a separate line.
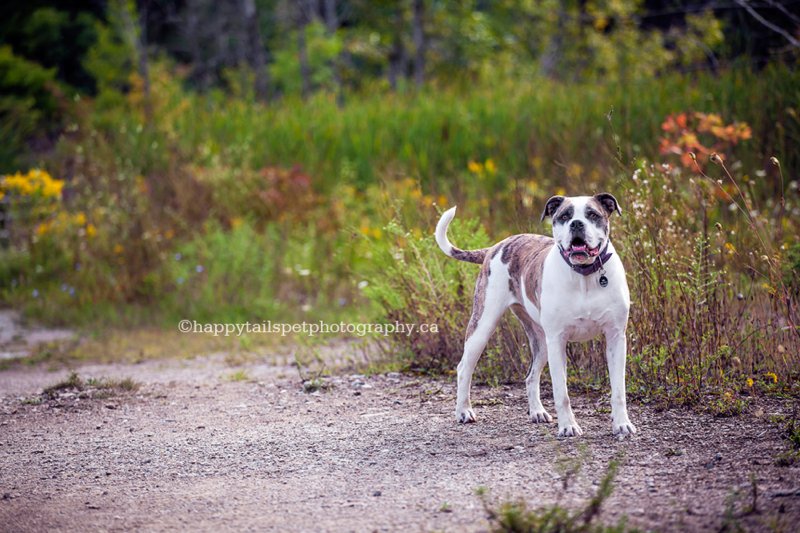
[587, 211, 600, 221]
[559, 213, 570, 222]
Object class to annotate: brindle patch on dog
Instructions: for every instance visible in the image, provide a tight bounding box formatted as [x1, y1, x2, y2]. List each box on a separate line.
[465, 260, 490, 340]
[510, 302, 546, 376]
[501, 234, 554, 312]
[585, 197, 611, 233]
[465, 235, 553, 340]
[451, 248, 487, 264]
[552, 203, 574, 226]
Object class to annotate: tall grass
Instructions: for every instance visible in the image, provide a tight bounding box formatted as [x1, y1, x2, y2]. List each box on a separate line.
[364, 160, 799, 407]
[168, 64, 798, 196]
[1, 62, 797, 341]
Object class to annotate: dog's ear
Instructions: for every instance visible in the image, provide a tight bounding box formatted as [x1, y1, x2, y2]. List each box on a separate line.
[594, 193, 622, 216]
[541, 196, 566, 221]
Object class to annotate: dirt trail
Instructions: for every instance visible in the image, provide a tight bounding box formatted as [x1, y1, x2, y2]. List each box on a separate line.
[0, 343, 798, 532]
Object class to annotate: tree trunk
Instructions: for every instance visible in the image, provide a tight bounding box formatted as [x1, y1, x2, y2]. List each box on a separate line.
[412, 0, 425, 88]
[242, 0, 270, 101]
[138, 1, 152, 122]
[120, 0, 152, 121]
[323, 0, 345, 107]
[185, 0, 204, 90]
[387, 8, 406, 92]
[540, 5, 566, 79]
[297, 1, 312, 99]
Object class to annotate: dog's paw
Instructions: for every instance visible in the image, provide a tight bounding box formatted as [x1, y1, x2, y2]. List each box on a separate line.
[528, 409, 553, 424]
[612, 421, 637, 437]
[557, 423, 583, 438]
[456, 407, 476, 424]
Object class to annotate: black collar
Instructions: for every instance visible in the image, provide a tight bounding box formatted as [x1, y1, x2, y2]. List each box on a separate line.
[558, 242, 612, 276]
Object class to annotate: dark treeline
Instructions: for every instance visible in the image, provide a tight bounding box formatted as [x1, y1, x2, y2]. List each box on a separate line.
[1, 0, 797, 98]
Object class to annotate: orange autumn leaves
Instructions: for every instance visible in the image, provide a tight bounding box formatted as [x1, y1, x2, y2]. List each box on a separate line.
[659, 111, 752, 170]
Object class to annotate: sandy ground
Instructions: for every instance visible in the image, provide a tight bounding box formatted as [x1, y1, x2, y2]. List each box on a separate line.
[1, 338, 798, 533]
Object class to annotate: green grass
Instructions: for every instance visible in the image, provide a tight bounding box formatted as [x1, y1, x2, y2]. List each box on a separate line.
[479, 460, 636, 533]
[224, 369, 251, 382]
[171, 64, 798, 192]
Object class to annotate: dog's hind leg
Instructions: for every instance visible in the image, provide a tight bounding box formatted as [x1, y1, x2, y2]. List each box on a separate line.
[511, 305, 552, 424]
[455, 258, 510, 424]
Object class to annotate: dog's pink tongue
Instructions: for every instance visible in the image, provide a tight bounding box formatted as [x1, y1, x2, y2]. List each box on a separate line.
[571, 244, 588, 252]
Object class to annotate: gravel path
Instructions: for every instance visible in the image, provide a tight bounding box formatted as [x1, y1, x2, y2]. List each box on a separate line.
[0, 348, 798, 532]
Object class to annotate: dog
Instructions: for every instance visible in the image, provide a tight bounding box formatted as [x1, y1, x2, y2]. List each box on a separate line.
[435, 193, 636, 437]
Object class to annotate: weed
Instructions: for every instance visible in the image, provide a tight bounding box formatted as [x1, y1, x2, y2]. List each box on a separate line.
[364, 213, 527, 386]
[479, 459, 635, 533]
[225, 370, 250, 382]
[42, 371, 84, 398]
[40, 372, 140, 401]
[773, 411, 800, 466]
[294, 341, 331, 393]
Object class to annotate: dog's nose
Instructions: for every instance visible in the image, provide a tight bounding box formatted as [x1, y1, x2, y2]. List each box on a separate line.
[570, 220, 584, 230]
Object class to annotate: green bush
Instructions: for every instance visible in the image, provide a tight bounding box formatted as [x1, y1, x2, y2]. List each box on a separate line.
[0, 46, 59, 171]
[364, 212, 528, 383]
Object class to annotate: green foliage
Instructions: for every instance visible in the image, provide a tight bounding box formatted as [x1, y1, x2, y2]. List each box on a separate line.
[612, 161, 797, 408]
[161, 221, 285, 323]
[0, 46, 58, 171]
[363, 212, 528, 383]
[83, 0, 140, 108]
[270, 21, 342, 96]
[480, 460, 635, 533]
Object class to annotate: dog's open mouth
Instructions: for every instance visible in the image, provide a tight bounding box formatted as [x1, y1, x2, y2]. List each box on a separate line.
[567, 238, 601, 260]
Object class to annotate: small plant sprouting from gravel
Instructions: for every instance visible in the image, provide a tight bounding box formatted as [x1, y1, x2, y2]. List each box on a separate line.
[225, 370, 251, 382]
[478, 459, 636, 533]
[294, 345, 332, 393]
[40, 371, 140, 401]
[773, 411, 800, 466]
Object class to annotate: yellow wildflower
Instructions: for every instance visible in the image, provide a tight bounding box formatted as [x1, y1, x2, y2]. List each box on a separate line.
[1, 169, 64, 198]
[113, 244, 125, 255]
[35, 222, 51, 236]
[85, 224, 97, 238]
[724, 242, 736, 254]
[567, 163, 583, 179]
[484, 159, 497, 175]
[765, 372, 778, 384]
[74, 212, 87, 226]
[467, 160, 483, 174]
[746, 378, 754, 388]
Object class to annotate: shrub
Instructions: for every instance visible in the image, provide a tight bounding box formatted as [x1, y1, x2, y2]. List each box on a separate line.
[364, 210, 528, 384]
[0, 46, 60, 171]
[364, 155, 800, 405]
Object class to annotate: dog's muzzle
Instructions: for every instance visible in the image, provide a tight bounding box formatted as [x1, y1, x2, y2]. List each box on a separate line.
[565, 221, 601, 263]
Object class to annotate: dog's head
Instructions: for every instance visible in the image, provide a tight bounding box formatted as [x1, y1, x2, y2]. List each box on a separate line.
[541, 193, 621, 266]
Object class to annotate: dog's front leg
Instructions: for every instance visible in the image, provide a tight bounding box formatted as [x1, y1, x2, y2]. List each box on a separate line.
[546, 335, 582, 437]
[606, 328, 636, 436]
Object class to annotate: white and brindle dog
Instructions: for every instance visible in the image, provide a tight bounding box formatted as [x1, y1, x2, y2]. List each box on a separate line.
[435, 193, 636, 437]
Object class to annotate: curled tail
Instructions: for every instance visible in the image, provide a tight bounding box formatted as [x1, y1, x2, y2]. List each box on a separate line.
[434, 207, 488, 264]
